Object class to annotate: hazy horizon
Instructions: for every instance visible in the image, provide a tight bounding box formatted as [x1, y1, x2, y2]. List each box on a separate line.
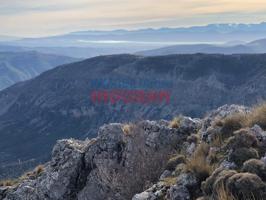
[1, 0, 266, 37]
[2, 21, 266, 40]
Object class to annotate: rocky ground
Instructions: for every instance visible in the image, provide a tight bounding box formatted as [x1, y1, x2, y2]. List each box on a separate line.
[1, 104, 266, 200]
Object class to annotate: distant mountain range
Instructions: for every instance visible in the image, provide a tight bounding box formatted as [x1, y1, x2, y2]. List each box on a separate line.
[1, 54, 266, 178]
[0, 51, 77, 90]
[5, 22, 266, 47]
[0, 45, 145, 59]
[3, 37, 266, 59]
[2, 22, 266, 58]
[137, 38, 266, 55]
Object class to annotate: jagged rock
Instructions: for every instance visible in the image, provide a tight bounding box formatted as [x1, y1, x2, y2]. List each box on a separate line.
[1, 120, 193, 200]
[132, 191, 156, 200]
[133, 105, 266, 200]
[184, 142, 197, 156]
[3, 139, 90, 200]
[262, 155, 266, 165]
[250, 124, 266, 140]
[176, 173, 198, 189]
[176, 173, 200, 198]
[207, 105, 250, 123]
[132, 182, 168, 200]
[199, 104, 250, 142]
[219, 161, 237, 170]
[3, 104, 266, 200]
[0, 187, 8, 199]
[160, 170, 172, 180]
[178, 117, 202, 134]
[168, 185, 190, 200]
[251, 125, 266, 155]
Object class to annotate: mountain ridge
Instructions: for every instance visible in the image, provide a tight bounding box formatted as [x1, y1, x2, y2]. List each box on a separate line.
[4, 22, 266, 48]
[0, 51, 77, 90]
[137, 38, 266, 55]
[1, 54, 266, 178]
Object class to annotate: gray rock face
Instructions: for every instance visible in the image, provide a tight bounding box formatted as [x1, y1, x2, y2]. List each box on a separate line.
[3, 139, 89, 200]
[168, 185, 190, 200]
[3, 104, 266, 200]
[1, 119, 196, 200]
[133, 191, 156, 200]
[132, 182, 168, 200]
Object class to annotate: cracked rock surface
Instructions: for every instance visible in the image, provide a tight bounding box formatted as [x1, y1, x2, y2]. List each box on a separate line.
[0, 118, 199, 200]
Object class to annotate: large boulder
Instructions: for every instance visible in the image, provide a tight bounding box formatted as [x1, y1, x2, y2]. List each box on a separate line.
[3, 139, 89, 200]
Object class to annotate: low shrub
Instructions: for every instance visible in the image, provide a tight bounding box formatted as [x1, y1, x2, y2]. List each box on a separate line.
[219, 114, 246, 139]
[226, 173, 266, 200]
[242, 159, 266, 182]
[229, 147, 259, 167]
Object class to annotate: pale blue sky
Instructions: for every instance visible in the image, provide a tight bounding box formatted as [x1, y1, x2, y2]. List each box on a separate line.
[1, 0, 266, 37]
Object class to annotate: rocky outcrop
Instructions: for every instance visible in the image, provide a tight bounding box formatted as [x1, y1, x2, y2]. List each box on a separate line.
[133, 104, 266, 200]
[0, 118, 200, 200]
[2, 104, 266, 200]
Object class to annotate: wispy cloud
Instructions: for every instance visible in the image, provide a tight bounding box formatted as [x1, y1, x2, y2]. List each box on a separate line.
[1, 0, 266, 37]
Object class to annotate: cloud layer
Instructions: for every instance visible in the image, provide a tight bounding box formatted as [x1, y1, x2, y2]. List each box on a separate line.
[1, 0, 266, 37]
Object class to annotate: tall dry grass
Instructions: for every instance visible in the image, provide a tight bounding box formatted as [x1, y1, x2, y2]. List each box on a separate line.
[185, 142, 215, 181]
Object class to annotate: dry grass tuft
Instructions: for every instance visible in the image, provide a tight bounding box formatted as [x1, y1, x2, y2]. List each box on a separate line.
[215, 183, 262, 200]
[219, 114, 247, 138]
[219, 103, 266, 133]
[210, 134, 224, 148]
[122, 124, 134, 136]
[34, 165, 44, 176]
[185, 143, 215, 182]
[246, 103, 266, 130]
[0, 164, 45, 188]
[23, 164, 44, 179]
[0, 179, 18, 187]
[215, 183, 236, 200]
[162, 176, 177, 186]
[169, 116, 182, 129]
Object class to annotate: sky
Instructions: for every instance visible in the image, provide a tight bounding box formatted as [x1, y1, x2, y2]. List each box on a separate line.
[1, 0, 266, 37]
